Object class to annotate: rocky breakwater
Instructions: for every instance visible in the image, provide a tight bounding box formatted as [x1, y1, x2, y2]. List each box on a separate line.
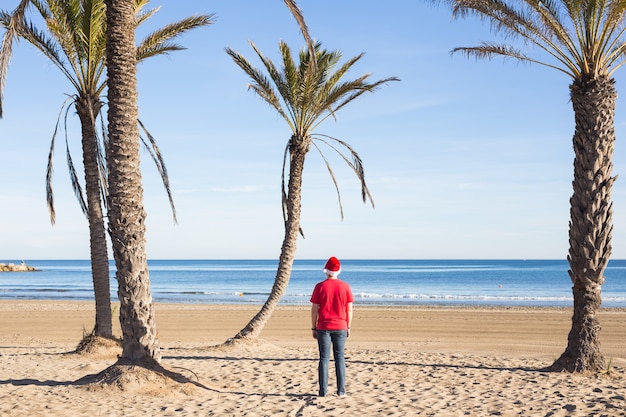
[0, 262, 38, 272]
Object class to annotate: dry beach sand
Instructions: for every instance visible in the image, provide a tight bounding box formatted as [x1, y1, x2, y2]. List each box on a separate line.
[0, 301, 625, 416]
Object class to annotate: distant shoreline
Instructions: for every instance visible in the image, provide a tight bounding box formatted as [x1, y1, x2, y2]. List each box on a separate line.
[3, 259, 625, 308]
[0, 262, 37, 272]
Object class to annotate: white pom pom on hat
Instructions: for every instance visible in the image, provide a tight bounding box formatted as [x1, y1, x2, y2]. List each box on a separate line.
[323, 256, 341, 277]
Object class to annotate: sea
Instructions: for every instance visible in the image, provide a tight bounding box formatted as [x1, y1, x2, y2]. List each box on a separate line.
[1, 259, 626, 308]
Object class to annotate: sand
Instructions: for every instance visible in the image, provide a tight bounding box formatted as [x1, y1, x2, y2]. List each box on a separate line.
[0, 301, 624, 416]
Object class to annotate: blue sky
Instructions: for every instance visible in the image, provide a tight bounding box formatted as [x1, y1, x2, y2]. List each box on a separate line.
[2, 1, 626, 260]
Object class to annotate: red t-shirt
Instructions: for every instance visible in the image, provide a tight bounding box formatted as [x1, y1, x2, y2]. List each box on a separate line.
[310, 278, 354, 330]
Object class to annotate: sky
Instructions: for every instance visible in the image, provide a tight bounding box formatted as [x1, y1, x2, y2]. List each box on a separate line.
[2, 1, 626, 260]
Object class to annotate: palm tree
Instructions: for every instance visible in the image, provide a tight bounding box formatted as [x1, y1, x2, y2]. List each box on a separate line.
[225, 41, 398, 341]
[434, 0, 626, 372]
[103, 0, 156, 364]
[0, 0, 214, 341]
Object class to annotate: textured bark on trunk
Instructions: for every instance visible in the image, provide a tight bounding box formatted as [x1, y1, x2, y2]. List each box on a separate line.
[550, 76, 616, 372]
[75, 94, 113, 338]
[105, 0, 160, 364]
[233, 135, 308, 340]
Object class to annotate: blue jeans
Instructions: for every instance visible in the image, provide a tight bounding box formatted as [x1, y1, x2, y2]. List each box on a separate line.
[316, 330, 347, 396]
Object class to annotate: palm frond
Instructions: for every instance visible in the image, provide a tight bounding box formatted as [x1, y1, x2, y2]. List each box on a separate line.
[283, 0, 315, 69]
[65, 134, 88, 218]
[138, 120, 178, 224]
[46, 107, 62, 225]
[311, 140, 345, 220]
[46, 95, 79, 224]
[136, 14, 215, 61]
[0, 0, 31, 118]
[317, 51, 363, 96]
[11, 14, 82, 90]
[532, 0, 581, 70]
[605, 40, 626, 75]
[281, 142, 290, 228]
[253, 41, 294, 116]
[44, 0, 85, 78]
[283, 0, 317, 82]
[63, 94, 89, 218]
[295, 42, 329, 129]
[313, 134, 374, 208]
[452, 42, 576, 77]
[97, 107, 108, 210]
[442, 0, 626, 79]
[134, 0, 157, 26]
[278, 41, 303, 125]
[84, 0, 107, 89]
[312, 75, 399, 132]
[226, 45, 293, 130]
[592, 2, 626, 76]
[454, 1, 581, 73]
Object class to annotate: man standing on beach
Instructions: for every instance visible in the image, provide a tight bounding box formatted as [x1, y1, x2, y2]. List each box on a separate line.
[311, 257, 354, 397]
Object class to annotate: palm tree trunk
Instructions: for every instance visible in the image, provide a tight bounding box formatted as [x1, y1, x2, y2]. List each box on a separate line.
[550, 75, 616, 372]
[75, 94, 113, 338]
[232, 138, 308, 340]
[105, 0, 160, 364]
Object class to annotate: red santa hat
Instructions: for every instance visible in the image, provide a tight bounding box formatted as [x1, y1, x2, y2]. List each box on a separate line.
[323, 256, 341, 277]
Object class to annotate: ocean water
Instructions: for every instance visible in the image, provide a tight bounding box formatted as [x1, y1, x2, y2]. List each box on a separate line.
[1, 259, 626, 308]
